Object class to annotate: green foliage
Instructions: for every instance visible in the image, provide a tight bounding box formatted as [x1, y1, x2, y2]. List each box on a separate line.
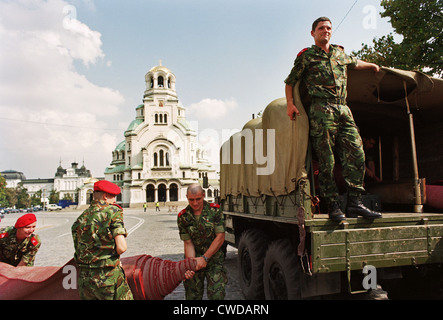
[49, 189, 60, 204]
[0, 174, 7, 207]
[353, 0, 443, 77]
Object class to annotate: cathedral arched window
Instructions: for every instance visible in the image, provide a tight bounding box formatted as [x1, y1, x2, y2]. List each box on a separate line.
[155, 114, 158, 123]
[159, 150, 164, 166]
[159, 114, 163, 123]
[158, 76, 164, 87]
[165, 152, 169, 166]
[154, 153, 158, 166]
[164, 114, 167, 123]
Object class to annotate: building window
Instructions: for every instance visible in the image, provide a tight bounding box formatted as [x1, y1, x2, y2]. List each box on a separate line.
[155, 113, 168, 124]
[158, 76, 164, 87]
[159, 150, 164, 166]
[153, 148, 170, 168]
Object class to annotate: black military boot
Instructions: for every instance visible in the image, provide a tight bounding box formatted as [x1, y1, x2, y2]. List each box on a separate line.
[327, 201, 346, 222]
[346, 195, 382, 219]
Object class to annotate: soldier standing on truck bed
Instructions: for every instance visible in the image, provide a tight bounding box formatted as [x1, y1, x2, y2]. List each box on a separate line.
[284, 16, 382, 222]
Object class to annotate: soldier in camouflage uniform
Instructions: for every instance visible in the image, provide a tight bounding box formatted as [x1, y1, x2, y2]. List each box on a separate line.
[71, 180, 133, 300]
[0, 213, 41, 266]
[285, 17, 382, 221]
[177, 184, 227, 300]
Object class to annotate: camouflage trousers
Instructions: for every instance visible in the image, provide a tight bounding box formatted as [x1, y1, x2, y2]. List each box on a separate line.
[309, 101, 365, 203]
[78, 265, 134, 300]
[184, 261, 227, 300]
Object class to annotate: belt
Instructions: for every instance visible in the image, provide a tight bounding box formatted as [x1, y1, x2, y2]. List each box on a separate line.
[311, 97, 347, 105]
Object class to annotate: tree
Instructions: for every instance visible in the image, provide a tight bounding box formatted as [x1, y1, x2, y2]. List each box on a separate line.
[5, 188, 17, 208]
[0, 174, 7, 207]
[49, 189, 60, 204]
[16, 185, 31, 209]
[31, 190, 43, 207]
[353, 0, 443, 77]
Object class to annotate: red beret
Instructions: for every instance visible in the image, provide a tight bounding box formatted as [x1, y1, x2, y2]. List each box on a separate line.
[94, 180, 121, 195]
[15, 213, 37, 228]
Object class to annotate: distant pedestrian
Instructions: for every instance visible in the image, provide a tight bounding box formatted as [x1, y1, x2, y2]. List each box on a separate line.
[71, 180, 133, 300]
[155, 201, 160, 212]
[143, 202, 147, 212]
[0, 213, 41, 266]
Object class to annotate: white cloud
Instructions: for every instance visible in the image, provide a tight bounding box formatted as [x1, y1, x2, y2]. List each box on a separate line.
[0, 0, 124, 178]
[187, 98, 238, 120]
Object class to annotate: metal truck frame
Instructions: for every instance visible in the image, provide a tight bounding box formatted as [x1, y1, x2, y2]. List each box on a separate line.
[220, 68, 443, 299]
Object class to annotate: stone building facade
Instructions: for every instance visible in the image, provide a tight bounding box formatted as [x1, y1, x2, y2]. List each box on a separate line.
[104, 63, 218, 207]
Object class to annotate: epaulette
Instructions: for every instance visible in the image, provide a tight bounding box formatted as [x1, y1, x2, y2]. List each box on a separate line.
[178, 208, 186, 217]
[210, 203, 220, 209]
[297, 48, 309, 57]
[111, 203, 123, 210]
[0, 232, 9, 239]
[30, 236, 39, 246]
[333, 44, 345, 51]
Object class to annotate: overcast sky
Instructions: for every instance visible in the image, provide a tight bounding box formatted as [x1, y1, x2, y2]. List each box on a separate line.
[0, 0, 396, 179]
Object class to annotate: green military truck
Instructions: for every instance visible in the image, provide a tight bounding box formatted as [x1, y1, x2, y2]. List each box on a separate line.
[220, 67, 443, 299]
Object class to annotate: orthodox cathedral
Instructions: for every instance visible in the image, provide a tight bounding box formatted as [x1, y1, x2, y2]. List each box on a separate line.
[104, 62, 218, 207]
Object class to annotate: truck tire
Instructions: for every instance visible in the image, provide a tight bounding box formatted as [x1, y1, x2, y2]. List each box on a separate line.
[263, 239, 301, 300]
[382, 265, 443, 299]
[237, 229, 270, 299]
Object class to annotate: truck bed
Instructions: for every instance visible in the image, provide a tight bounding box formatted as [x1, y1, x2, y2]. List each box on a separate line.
[224, 210, 443, 274]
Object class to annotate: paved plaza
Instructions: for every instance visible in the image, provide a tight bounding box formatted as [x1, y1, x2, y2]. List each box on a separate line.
[0, 205, 243, 300]
[1, 205, 388, 300]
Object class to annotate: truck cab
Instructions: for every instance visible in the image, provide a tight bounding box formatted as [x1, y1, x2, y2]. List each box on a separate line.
[220, 67, 443, 299]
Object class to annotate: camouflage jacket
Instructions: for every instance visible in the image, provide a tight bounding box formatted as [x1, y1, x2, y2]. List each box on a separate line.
[177, 201, 225, 259]
[0, 226, 41, 266]
[71, 200, 127, 268]
[285, 44, 357, 101]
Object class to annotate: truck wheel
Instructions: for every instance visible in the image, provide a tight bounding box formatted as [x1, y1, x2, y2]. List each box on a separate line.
[237, 229, 270, 299]
[263, 239, 301, 300]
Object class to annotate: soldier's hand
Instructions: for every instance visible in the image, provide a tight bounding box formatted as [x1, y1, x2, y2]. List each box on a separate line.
[287, 103, 300, 120]
[184, 270, 195, 280]
[195, 256, 208, 270]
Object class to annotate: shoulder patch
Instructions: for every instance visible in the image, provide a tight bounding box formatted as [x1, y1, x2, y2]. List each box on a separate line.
[178, 208, 186, 217]
[30, 236, 39, 246]
[0, 232, 9, 239]
[111, 203, 123, 210]
[333, 44, 345, 50]
[210, 203, 220, 209]
[297, 48, 309, 57]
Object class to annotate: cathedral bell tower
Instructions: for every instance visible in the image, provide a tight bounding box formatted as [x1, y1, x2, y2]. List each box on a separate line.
[142, 61, 185, 126]
[144, 60, 177, 100]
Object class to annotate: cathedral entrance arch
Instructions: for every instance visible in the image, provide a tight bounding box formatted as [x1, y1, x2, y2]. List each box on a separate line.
[146, 184, 155, 202]
[169, 183, 178, 201]
[158, 183, 167, 202]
